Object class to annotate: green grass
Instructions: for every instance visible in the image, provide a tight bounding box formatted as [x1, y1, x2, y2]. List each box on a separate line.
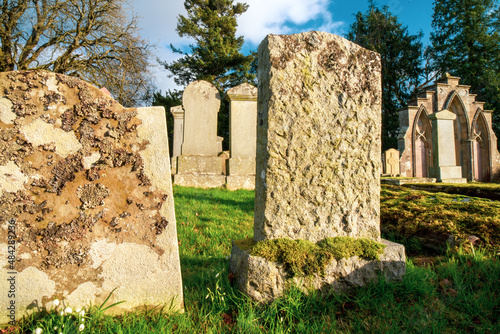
[11, 185, 500, 333]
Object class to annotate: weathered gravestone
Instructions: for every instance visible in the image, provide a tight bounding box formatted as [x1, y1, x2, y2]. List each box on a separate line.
[383, 148, 400, 176]
[229, 32, 406, 302]
[173, 80, 225, 188]
[0, 70, 183, 325]
[226, 83, 258, 190]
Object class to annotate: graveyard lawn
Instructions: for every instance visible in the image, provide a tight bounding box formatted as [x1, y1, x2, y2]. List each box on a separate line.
[13, 185, 500, 333]
[381, 184, 500, 255]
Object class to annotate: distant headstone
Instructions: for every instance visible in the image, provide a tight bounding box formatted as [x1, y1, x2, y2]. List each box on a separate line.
[384, 149, 400, 176]
[226, 83, 258, 190]
[173, 80, 225, 188]
[230, 32, 406, 302]
[0, 70, 183, 325]
[170, 105, 184, 174]
[428, 110, 466, 183]
[181, 80, 220, 156]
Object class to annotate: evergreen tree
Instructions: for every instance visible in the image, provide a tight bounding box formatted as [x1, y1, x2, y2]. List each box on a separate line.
[162, 0, 254, 92]
[347, 3, 424, 150]
[0, 0, 154, 107]
[431, 0, 500, 135]
[161, 0, 255, 150]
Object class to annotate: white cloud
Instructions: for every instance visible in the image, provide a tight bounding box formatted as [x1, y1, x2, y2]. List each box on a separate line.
[238, 0, 343, 44]
[130, 0, 344, 92]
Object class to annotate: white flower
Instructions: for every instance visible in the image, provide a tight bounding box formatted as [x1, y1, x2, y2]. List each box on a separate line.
[79, 310, 85, 317]
[59, 311, 64, 316]
[79, 323, 85, 332]
[215, 272, 220, 278]
[64, 306, 72, 314]
[76, 307, 81, 313]
[53, 327, 58, 330]
[53, 299, 60, 307]
[33, 328, 43, 334]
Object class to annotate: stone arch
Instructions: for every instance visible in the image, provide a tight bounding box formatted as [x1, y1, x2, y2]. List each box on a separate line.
[444, 91, 470, 178]
[411, 105, 432, 177]
[471, 108, 491, 181]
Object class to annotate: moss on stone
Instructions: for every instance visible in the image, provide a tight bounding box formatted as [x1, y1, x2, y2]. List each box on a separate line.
[246, 236, 386, 277]
[317, 237, 386, 261]
[234, 238, 256, 251]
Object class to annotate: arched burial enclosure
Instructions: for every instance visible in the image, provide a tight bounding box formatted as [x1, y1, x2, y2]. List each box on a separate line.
[398, 74, 500, 181]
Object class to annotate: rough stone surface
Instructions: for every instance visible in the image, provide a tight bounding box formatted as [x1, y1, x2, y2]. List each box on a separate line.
[254, 32, 382, 243]
[229, 239, 406, 302]
[0, 70, 183, 324]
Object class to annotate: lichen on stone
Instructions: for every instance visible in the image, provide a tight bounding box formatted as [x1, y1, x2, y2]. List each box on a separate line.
[77, 183, 110, 209]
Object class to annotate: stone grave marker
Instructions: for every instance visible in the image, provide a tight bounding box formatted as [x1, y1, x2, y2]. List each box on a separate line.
[428, 110, 467, 183]
[226, 83, 258, 190]
[230, 32, 406, 302]
[384, 148, 400, 176]
[0, 70, 183, 325]
[170, 105, 184, 174]
[173, 80, 225, 188]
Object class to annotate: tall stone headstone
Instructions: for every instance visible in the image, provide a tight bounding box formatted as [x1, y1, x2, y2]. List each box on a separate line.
[428, 110, 466, 183]
[170, 105, 184, 175]
[254, 32, 383, 243]
[0, 70, 183, 325]
[173, 80, 225, 188]
[384, 149, 400, 176]
[230, 32, 405, 302]
[226, 83, 258, 190]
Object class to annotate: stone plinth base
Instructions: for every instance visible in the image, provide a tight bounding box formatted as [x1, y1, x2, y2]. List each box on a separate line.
[228, 157, 255, 175]
[381, 178, 437, 185]
[176, 155, 223, 174]
[173, 174, 226, 188]
[429, 166, 463, 181]
[226, 175, 255, 190]
[229, 239, 406, 303]
[439, 178, 468, 184]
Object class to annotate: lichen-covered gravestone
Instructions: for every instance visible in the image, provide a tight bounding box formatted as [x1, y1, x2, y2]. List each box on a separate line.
[230, 32, 406, 302]
[0, 70, 183, 325]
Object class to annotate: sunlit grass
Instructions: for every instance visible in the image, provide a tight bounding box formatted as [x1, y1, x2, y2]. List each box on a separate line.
[10, 185, 500, 333]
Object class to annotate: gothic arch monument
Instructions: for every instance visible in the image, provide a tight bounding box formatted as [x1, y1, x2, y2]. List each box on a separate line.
[398, 74, 500, 182]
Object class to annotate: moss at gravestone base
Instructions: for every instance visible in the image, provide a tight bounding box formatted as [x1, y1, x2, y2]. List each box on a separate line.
[234, 236, 386, 277]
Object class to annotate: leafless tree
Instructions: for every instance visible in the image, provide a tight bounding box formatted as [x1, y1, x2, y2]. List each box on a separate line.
[0, 0, 155, 106]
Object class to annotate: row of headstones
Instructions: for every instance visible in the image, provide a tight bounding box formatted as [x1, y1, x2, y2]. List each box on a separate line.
[0, 32, 405, 324]
[170, 81, 258, 190]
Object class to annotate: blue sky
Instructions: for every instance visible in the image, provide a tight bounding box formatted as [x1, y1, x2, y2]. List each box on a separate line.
[131, 0, 434, 92]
